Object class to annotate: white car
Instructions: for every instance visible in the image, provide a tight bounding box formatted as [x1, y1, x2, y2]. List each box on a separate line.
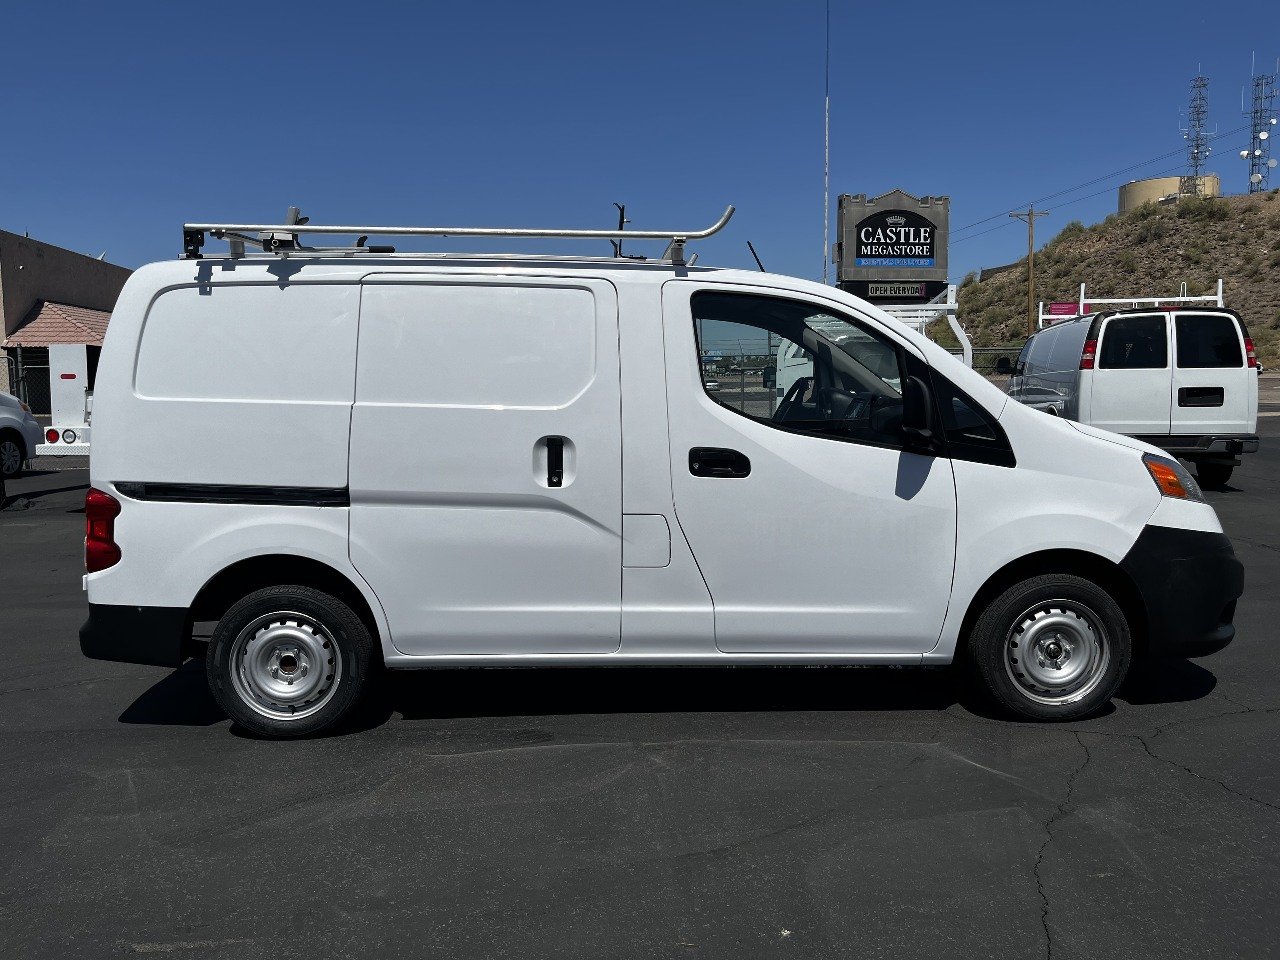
[0, 391, 43, 479]
[1001, 308, 1259, 488]
[79, 214, 1243, 737]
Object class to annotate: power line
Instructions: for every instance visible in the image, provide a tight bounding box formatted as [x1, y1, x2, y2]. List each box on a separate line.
[952, 162, 1186, 246]
[951, 124, 1249, 239]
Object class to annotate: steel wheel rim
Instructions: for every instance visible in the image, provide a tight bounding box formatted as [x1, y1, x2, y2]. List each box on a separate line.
[228, 611, 342, 721]
[1003, 600, 1110, 706]
[0, 440, 20, 475]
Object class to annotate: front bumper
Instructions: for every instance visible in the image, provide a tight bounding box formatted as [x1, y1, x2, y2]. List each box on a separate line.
[1120, 525, 1243, 657]
[80, 604, 188, 668]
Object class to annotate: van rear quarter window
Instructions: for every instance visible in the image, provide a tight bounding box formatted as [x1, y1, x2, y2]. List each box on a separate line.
[357, 284, 596, 407]
[1099, 314, 1167, 369]
[136, 284, 358, 400]
[1175, 313, 1243, 368]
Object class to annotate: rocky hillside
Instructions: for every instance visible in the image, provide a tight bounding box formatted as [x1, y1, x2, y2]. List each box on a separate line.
[951, 192, 1280, 364]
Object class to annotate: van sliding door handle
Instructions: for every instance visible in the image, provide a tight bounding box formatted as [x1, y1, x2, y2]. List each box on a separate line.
[546, 436, 564, 487]
[689, 447, 751, 478]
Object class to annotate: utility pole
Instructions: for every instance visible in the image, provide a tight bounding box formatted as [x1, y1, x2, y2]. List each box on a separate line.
[1010, 207, 1050, 335]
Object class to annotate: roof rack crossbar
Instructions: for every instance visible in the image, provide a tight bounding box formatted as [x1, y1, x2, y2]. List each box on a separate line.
[183, 205, 734, 257]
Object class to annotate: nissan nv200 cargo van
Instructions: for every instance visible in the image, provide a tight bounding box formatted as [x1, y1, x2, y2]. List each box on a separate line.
[79, 219, 1244, 736]
[1001, 308, 1259, 488]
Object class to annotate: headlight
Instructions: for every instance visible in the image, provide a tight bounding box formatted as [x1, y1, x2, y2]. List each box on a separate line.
[1142, 453, 1204, 502]
[18, 400, 31, 414]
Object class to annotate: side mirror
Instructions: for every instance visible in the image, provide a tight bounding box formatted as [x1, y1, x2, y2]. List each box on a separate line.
[995, 357, 1013, 376]
[762, 366, 776, 389]
[902, 375, 935, 448]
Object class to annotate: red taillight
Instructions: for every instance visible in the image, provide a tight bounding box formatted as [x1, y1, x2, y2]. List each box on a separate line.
[1080, 339, 1098, 370]
[85, 488, 122, 573]
[45, 428, 59, 444]
[1245, 337, 1257, 369]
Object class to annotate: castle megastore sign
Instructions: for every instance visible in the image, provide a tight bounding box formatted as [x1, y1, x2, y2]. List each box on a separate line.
[854, 210, 936, 268]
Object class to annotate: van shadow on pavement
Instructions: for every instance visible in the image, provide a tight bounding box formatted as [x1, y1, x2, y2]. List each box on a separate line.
[118, 655, 1218, 734]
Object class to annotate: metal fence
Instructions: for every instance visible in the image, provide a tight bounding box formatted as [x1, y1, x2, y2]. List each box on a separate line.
[17, 365, 52, 416]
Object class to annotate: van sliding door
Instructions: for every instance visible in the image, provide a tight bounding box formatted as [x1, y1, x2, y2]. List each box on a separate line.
[348, 277, 623, 656]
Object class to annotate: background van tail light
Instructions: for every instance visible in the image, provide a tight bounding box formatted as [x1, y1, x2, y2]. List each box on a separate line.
[1244, 337, 1258, 368]
[45, 428, 59, 444]
[85, 488, 122, 573]
[1080, 339, 1098, 370]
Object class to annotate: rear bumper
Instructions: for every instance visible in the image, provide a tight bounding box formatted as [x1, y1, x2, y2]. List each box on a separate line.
[1134, 434, 1259, 460]
[1120, 525, 1243, 658]
[79, 603, 188, 668]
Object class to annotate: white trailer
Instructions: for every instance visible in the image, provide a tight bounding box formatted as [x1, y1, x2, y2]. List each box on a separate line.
[38, 342, 93, 455]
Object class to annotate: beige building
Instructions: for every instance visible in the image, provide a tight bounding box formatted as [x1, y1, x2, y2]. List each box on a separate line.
[0, 230, 131, 410]
[1118, 174, 1221, 213]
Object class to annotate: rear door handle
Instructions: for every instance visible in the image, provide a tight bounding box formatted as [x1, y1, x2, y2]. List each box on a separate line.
[546, 436, 564, 487]
[689, 447, 751, 478]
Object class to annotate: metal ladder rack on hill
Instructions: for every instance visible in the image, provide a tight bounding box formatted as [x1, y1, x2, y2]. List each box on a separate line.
[1037, 279, 1225, 329]
[182, 206, 736, 265]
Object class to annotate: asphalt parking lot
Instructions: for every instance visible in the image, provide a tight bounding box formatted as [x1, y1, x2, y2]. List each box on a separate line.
[2, 403, 1278, 959]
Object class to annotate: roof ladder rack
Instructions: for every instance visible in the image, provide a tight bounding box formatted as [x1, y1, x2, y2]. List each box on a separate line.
[182, 205, 735, 263]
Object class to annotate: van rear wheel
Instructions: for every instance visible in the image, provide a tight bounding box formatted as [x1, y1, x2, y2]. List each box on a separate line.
[967, 574, 1131, 721]
[207, 585, 374, 738]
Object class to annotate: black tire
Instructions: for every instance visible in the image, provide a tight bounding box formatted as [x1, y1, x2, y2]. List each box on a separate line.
[0, 431, 24, 479]
[967, 574, 1132, 721]
[206, 585, 374, 738]
[1195, 462, 1233, 490]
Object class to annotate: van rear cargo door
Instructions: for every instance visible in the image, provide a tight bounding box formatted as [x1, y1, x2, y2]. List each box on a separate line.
[349, 277, 623, 656]
[1087, 312, 1171, 435]
[1169, 312, 1255, 436]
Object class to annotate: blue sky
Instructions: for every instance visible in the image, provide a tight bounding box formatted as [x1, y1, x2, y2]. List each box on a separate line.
[0, 1, 1274, 282]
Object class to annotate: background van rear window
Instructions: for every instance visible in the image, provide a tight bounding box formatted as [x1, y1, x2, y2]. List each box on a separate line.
[1099, 315, 1167, 369]
[1175, 314, 1243, 369]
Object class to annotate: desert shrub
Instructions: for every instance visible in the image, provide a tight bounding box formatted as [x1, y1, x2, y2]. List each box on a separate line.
[1056, 220, 1087, 241]
[1134, 219, 1168, 243]
[1176, 196, 1230, 222]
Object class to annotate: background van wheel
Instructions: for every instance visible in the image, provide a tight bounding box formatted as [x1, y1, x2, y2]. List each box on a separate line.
[967, 574, 1131, 721]
[1195, 462, 1233, 490]
[0, 432, 24, 479]
[207, 585, 374, 738]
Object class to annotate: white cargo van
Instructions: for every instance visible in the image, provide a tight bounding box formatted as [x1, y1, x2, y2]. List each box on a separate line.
[1000, 308, 1260, 488]
[79, 212, 1244, 737]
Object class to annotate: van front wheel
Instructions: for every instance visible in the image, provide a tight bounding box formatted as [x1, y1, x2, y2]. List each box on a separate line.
[207, 585, 374, 738]
[967, 574, 1131, 721]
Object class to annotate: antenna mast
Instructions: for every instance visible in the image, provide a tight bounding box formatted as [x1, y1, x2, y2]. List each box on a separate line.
[1180, 74, 1211, 197]
[1242, 65, 1278, 193]
[822, 0, 831, 284]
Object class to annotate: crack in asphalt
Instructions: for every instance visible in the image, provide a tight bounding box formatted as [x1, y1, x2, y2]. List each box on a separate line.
[1033, 731, 1091, 960]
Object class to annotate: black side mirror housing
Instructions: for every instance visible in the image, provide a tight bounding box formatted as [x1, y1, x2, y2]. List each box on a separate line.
[995, 357, 1013, 376]
[901, 375, 935, 448]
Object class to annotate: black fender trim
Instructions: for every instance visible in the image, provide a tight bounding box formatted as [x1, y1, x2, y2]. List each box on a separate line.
[1119, 525, 1243, 658]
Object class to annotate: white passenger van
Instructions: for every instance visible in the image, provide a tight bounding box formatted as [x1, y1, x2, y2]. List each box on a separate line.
[1000, 308, 1260, 488]
[79, 210, 1244, 737]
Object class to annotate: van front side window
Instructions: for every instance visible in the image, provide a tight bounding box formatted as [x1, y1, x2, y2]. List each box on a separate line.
[692, 292, 907, 450]
[1099, 315, 1168, 369]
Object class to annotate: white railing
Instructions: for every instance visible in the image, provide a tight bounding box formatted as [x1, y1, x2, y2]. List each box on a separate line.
[877, 284, 973, 367]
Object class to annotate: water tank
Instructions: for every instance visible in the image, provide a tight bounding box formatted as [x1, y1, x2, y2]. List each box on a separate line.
[1118, 175, 1220, 213]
